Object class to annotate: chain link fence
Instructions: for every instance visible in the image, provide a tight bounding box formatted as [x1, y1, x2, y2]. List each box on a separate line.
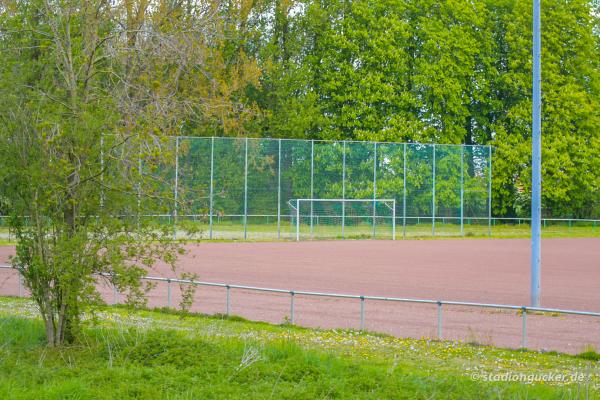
[128, 136, 493, 240]
[1, 136, 598, 240]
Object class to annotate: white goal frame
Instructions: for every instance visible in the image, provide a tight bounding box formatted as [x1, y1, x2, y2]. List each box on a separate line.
[289, 198, 396, 241]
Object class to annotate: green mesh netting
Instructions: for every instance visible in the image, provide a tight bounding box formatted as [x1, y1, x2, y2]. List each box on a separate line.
[117, 137, 492, 240]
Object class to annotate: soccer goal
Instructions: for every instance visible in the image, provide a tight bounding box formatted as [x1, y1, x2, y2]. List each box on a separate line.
[288, 199, 396, 241]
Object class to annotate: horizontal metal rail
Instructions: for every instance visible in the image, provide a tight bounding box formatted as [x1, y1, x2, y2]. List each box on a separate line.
[151, 135, 491, 148]
[2, 263, 599, 350]
[2, 265, 599, 316]
[2, 215, 599, 223]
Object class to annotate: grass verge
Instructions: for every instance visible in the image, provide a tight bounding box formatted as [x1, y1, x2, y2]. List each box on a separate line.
[0, 297, 598, 399]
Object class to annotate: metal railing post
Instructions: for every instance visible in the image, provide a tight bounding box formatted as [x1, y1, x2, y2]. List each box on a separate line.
[437, 301, 443, 339]
[167, 279, 172, 308]
[113, 284, 118, 305]
[226, 285, 231, 316]
[360, 296, 365, 331]
[290, 291, 295, 324]
[18, 271, 23, 297]
[521, 307, 527, 348]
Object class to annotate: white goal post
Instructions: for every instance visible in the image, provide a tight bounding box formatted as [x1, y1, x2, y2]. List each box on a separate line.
[288, 198, 396, 241]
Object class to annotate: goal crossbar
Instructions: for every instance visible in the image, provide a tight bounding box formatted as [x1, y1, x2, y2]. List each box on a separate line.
[289, 198, 396, 241]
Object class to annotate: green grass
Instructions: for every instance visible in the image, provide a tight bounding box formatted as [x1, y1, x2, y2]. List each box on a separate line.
[176, 220, 600, 241]
[1, 221, 598, 246]
[0, 297, 598, 399]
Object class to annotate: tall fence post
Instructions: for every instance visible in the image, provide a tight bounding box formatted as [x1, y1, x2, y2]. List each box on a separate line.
[437, 301, 443, 339]
[342, 141, 346, 238]
[392, 201, 396, 240]
[137, 142, 142, 230]
[296, 199, 300, 241]
[432, 145, 436, 237]
[173, 137, 179, 240]
[290, 291, 295, 324]
[277, 139, 282, 239]
[310, 140, 314, 236]
[373, 142, 377, 238]
[521, 307, 527, 348]
[403, 143, 407, 239]
[460, 146, 464, 236]
[100, 134, 104, 210]
[488, 146, 492, 237]
[244, 138, 249, 240]
[209, 137, 215, 239]
[360, 296, 365, 331]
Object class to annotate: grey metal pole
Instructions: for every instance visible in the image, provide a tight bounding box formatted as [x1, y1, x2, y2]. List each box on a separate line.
[488, 146, 492, 237]
[392, 201, 396, 240]
[290, 291, 295, 324]
[18, 272, 22, 297]
[113, 284, 118, 305]
[342, 141, 346, 238]
[244, 138, 249, 240]
[167, 279, 172, 308]
[226, 285, 231, 316]
[437, 301, 443, 339]
[296, 199, 300, 241]
[460, 146, 464, 236]
[373, 143, 377, 238]
[310, 140, 314, 236]
[360, 296, 365, 330]
[209, 137, 215, 239]
[521, 307, 527, 348]
[137, 144, 142, 230]
[432, 145, 436, 237]
[277, 139, 282, 239]
[100, 134, 104, 210]
[403, 143, 407, 239]
[531, 0, 542, 307]
[173, 137, 179, 240]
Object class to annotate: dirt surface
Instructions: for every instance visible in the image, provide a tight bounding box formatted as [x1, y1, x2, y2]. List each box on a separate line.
[1, 238, 599, 353]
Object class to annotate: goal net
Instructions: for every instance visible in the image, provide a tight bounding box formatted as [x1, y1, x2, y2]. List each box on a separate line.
[288, 199, 396, 241]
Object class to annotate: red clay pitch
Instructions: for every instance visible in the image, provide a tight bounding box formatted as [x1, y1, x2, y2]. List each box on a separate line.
[1, 238, 598, 353]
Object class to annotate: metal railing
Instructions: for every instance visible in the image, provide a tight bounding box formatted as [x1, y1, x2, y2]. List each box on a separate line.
[1, 265, 599, 349]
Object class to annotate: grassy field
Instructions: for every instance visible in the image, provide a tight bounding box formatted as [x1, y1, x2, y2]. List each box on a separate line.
[0, 297, 598, 399]
[177, 220, 600, 241]
[1, 219, 599, 245]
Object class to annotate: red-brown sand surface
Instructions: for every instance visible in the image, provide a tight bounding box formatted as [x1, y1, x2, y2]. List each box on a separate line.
[1, 238, 598, 353]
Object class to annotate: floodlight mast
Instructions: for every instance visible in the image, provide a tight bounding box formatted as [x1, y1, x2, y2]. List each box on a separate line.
[531, 0, 542, 307]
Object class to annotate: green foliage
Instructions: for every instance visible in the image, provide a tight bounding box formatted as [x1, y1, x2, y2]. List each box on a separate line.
[0, 0, 213, 345]
[244, 0, 600, 218]
[2, 0, 599, 219]
[0, 303, 597, 399]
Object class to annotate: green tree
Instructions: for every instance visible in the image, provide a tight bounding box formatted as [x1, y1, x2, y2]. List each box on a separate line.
[0, 0, 260, 345]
